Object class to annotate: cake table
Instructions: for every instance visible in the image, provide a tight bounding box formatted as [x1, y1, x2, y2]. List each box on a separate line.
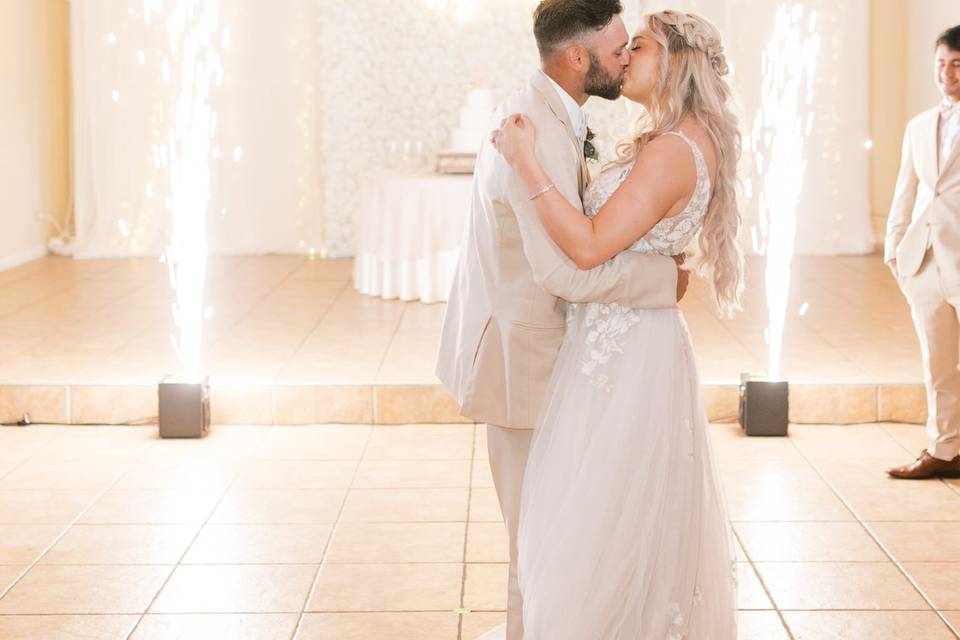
[353, 170, 474, 304]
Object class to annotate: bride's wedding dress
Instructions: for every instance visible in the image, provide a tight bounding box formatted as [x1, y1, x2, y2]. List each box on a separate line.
[517, 130, 737, 639]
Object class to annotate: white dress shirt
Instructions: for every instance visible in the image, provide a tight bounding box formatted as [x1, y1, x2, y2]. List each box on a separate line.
[539, 70, 587, 143]
[940, 98, 960, 171]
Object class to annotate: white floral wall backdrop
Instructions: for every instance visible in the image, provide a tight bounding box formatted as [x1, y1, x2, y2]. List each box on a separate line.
[71, 0, 872, 258]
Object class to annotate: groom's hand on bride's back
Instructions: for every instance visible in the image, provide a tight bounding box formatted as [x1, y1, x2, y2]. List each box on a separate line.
[673, 253, 689, 302]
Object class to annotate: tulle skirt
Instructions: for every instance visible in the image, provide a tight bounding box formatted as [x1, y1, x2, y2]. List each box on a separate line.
[517, 303, 737, 640]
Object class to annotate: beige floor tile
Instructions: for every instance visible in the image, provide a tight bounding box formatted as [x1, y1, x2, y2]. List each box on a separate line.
[183, 524, 333, 564]
[466, 523, 509, 563]
[782, 611, 955, 640]
[363, 425, 474, 460]
[0, 426, 64, 457]
[0, 524, 68, 564]
[471, 457, 495, 488]
[463, 563, 507, 611]
[150, 564, 316, 613]
[31, 426, 156, 460]
[834, 482, 960, 522]
[2, 459, 129, 490]
[40, 524, 198, 565]
[868, 522, 960, 561]
[0, 565, 26, 593]
[735, 522, 886, 561]
[256, 425, 371, 460]
[307, 563, 462, 611]
[234, 460, 358, 489]
[113, 457, 244, 491]
[340, 488, 468, 522]
[352, 460, 470, 489]
[788, 425, 912, 463]
[0, 458, 20, 479]
[723, 478, 853, 522]
[469, 488, 503, 522]
[902, 563, 960, 610]
[460, 612, 506, 639]
[941, 611, 960, 632]
[0, 565, 171, 614]
[79, 488, 223, 524]
[0, 491, 97, 524]
[0, 615, 139, 640]
[210, 488, 347, 524]
[755, 562, 928, 610]
[131, 613, 299, 640]
[738, 562, 773, 610]
[325, 522, 465, 563]
[296, 612, 460, 639]
[707, 424, 805, 461]
[737, 610, 790, 640]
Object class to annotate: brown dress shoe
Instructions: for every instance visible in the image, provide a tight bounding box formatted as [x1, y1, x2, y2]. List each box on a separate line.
[887, 451, 960, 479]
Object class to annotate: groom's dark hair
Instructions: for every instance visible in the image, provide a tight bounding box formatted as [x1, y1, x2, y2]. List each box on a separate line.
[533, 0, 623, 60]
[936, 25, 960, 52]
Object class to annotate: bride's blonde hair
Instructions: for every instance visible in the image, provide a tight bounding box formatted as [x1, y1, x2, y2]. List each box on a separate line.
[615, 10, 743, 315]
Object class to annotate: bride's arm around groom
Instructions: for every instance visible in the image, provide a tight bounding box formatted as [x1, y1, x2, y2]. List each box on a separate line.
[496, 74, 680, 308]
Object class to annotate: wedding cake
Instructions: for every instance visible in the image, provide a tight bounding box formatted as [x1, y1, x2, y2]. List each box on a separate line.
[449, 88, 495, 154]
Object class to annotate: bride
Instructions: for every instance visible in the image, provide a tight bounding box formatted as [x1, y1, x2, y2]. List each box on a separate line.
[491, 10, 742, 639]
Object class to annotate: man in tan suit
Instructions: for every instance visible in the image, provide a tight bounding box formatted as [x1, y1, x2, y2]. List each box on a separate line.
[436, 1, 685, 637]
[887, 25, 960, 479]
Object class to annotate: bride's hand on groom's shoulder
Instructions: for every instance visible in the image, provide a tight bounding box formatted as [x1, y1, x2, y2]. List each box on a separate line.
[490, 113, 537, 170]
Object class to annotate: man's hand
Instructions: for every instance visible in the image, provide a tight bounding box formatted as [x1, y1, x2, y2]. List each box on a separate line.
[887, 258, 898, 280]
[673, 253, 689, 302]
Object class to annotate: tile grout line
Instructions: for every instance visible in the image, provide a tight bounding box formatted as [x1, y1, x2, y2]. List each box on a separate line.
[372, 300, 411, 388]
[786, 427, 960, 639]
[457, 423, 479, 640]
[729, 525, 796, 640]
[289, 424, 376, 640]
[0, 431, 166, 605]
[124, 425, 277, 640]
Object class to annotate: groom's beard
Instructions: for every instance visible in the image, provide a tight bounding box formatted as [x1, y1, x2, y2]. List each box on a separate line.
[584, 52, 623, 100]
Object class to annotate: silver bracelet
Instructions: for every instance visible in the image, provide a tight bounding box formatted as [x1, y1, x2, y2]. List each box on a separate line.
[528, 182, 555, 200]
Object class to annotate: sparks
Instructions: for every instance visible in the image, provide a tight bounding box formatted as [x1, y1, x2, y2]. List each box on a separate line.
[753, 4, 820, 380]
[154, 0, 222, 381]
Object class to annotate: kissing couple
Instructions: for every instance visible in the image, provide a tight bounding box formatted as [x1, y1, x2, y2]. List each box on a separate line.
[438, 1, 742, 638]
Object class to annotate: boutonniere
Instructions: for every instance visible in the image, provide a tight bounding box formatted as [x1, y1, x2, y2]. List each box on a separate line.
[583, 127, 598, 163]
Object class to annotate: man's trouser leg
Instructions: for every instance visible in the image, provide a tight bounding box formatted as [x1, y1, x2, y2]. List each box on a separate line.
[902, 251, 960, 461]
[486, 424, 533, 640]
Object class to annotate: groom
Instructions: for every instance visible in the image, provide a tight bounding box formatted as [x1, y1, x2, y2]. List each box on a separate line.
[887, 25, 960, 479]
[437, 1, 685, 637]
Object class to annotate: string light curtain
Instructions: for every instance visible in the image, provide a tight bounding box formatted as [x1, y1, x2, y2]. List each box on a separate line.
[70, 0, 873, 259]
[70, 0, 324, 258]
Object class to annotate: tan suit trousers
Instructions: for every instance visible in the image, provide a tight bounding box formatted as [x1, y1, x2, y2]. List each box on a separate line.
[900, 248, 960, 460]
[486, 424, 533, 640]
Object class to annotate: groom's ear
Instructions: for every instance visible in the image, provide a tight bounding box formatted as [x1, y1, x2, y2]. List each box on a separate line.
[563, 44, 588, 72]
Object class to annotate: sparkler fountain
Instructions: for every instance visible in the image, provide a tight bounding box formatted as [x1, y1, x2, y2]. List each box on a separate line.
[151, 0, 223, 438]
[739, 4, 820, 436]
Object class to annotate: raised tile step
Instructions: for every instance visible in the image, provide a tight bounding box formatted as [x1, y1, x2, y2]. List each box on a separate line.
[0, 383, 927, 426]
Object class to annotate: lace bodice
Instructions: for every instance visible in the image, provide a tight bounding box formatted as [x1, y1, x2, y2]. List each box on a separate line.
[583, 129, 711, 256]
[573, 130, 712, 392]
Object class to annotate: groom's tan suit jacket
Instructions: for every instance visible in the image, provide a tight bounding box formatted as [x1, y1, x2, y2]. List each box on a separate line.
[886, 105, 960, 282]
[436, 72, 678, 430]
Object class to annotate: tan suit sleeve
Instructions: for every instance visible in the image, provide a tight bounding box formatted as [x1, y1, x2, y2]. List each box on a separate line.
[885, 124, 919, 264]
[502, 118, 678, 308]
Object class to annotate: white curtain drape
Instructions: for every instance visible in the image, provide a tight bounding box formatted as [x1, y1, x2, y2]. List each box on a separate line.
[70, 0, 324, 258]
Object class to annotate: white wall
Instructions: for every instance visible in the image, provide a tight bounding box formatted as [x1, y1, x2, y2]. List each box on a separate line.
[0, 0, 69, 271]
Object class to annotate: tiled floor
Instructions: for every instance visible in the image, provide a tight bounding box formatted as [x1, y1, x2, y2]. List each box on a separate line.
[0, 253, 922, 386]
[0, 422, 958, 639]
